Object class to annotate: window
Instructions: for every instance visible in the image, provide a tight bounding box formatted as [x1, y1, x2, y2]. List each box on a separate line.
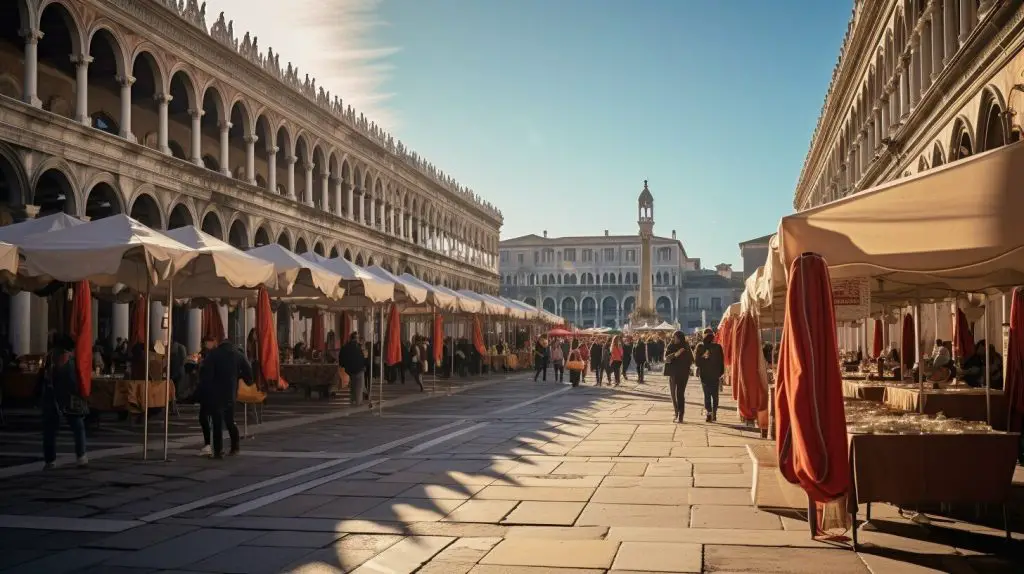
[517, 253, 524, 264]
[625, 249, 636, 263]
[604, 248, 615, 262]
[564, 248, 576, 262]
[711, 297, 722, 311]
[91, 112, 119, 135]
[657, 247, 672, 262]
[582, 249, 593, 262]
[688, 297, 699, 311]
[500, 251, 509, 263]
[534, 251, 539, 265]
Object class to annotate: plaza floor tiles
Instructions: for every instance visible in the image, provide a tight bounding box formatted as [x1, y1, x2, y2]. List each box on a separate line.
[550, 462, 615, 475]
[590, 486, 691, 505]
[575, 502, 690, 527]
[348, 535, 454, 574]
[474, 486, 595, 502]
[690, 505, 784, 530]
[619, 442, 677, 457]
[299, 496, 390, 519]
[600, 475, 689, 488]
[693, 473, 753, 488]
[611, 540, 703, 573]
[501, 501, 586, 525]
[642, 462, 694, 477]
[442, 500, 518, 523]
[397, 483, 487, 500]
[688, 487, 753, 506]
[703, 544, 871, 574]
[357, 497, 466, 522]
[479, 538, 620, 569]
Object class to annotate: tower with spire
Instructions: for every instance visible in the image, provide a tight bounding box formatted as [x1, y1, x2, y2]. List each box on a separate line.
[631, 180, 659, 326]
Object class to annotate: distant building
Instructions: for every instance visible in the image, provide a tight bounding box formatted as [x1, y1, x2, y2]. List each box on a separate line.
[739, 234, 773, 280]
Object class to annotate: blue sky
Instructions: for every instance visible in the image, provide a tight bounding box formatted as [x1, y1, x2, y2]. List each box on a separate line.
[207, 0, 852, 269]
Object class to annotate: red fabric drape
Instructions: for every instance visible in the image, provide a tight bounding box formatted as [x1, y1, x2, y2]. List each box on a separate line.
[69, 281, 93, 397]
[1005, 288, 1024, 434]
[732, 312, 768, 427]
[385, 305, 402, 366]
[311, 312, 325, 353]
[871, 319, 883, 359]
[433, 313, 444, 363]
[775, 253, 850, 503]
[129, 294, 147, 349]
[953, 308, 975, 360]
[255, 287, 284, 389]
[201, 302, 226, 342]
[901, 313, 916, 370]
[472, 316, 486, 355]
[339, 312, 351, 341]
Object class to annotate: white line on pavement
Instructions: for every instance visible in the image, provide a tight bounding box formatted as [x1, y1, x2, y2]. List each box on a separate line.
[214, 457, 388, 517]
[491, 387, 572, 415]
[405, 422, 489, 454]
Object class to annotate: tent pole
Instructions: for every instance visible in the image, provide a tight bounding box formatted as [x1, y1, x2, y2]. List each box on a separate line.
[984, 296, 991, 425]
[142, 290, 152, 460]
[915, 297, 924, 412]
[379, 305, 384, 417]
[163, 285, 173, 461]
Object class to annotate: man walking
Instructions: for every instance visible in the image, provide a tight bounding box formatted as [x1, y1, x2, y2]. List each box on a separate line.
[198, 336, 252, 458]
[340, 332, 367, 407]
[694, 328, 725, 422]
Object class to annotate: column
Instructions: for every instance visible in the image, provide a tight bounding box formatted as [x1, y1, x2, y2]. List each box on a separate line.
[187, 308, 202, 353]
[899, 57, 911, 119]
[397, 209, 405, 239]
[21, 28, 42, 107]
[930, 1, 945, 77]
[320, 173, 329, 210]
[30, 295, 48, 354]
[303, 162, 314, 206]
[112, 302, 129, 346]
[189, 109, 204, 166]
[156, 94, 172, 155]
[217, 121, 232, 176]
[959, 0, 975, 45]
[286, 155, 297, 199]
[91, 300, 99, 342]
[219, 305, 229, 340]
[909, 38, 921, 108]
[944, 0, 957, 60]
[873, 111, 881, 148]
[118, 75, 135, 141]
[266, 146, 278, 192]
[346, 184, 355, 219]
[369, 197, 376, 229]
[244, 134, 257, 184]
[9, 292, 31, 356]
[919, 22, 932, 93]
[150, 301, 166, 345]
[880, 95, 890, 139]
[72, 54, 92, 125]
[332, 178, 343, 216]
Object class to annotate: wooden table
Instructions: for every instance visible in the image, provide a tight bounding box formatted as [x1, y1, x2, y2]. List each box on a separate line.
[88, 378, 174, 413]
[883, 386, 1008, 429]
[280, 363, 342, 399]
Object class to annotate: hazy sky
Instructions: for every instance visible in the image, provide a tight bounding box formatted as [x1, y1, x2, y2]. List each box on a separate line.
[203, 0, 851, 269]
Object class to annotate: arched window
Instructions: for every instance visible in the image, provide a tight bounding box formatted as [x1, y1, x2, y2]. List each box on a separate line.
[91, 112, 119, 135]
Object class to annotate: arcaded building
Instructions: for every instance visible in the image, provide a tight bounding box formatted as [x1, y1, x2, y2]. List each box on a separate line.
[0, 0, 502, 354]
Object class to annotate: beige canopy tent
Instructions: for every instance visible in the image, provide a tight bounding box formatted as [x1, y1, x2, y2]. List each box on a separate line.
[301, 252, 395, 306]
[778, 140, 1024, 302]
[400, 273, 458, 312]
[0, 212, 84, 243]
[247, 243, 346, 301]
[0, 241, 16, 278]
[366, 265, 429, 308]
[162, 226, 278, 300]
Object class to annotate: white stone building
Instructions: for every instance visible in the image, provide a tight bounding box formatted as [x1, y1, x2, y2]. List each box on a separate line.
[0, 0, 502, 354]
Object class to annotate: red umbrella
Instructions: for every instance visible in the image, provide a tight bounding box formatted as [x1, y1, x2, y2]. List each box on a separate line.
[129, 293, 147, 349]
[775, 253, 850, 504]
[201, 302, 225, 341]
[433, 312, 444, 363]
[1005, 288, 1024, 436]
[472, 316, 486, 355]
[952, 308, 975, 360]
[901, 313, 916, 370]
[732, 312, 768, 427]
[69, 281, 93, 397]
[871, 318, 883, 359]
[255, 286, 284, 389]
[548, 327, 573, 337]
[385, 305, 402, 366]
[311, 311, 325, 353]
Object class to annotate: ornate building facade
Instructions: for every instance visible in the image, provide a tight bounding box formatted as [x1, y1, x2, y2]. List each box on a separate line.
[0, 0, 502, 354]
[794, 0, 1021, 210]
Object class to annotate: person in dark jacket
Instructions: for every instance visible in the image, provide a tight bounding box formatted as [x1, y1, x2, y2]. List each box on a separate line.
[621, 338, 633, 381]
[633, 339, 648, 384]
[38, 334, 88, 469]
[694, 328, 726, 422]
[589, 340, 604, 386]
[198, 337, 252, 458]
[533, 335, 550, 382]
[340, 332, 368, 406]
[665, 331, 695, 423]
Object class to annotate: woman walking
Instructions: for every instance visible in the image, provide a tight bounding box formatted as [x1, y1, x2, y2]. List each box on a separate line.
[39, 334, 88, 469]
[590, 339, 604, 386]
[609, 336, 624, 386]
[533, 335, 550, 382]
[665, 331, 694, 423]
[633, 337, 647, 384]
[550, 341, 565, 383]
[410, 336, 426, 392]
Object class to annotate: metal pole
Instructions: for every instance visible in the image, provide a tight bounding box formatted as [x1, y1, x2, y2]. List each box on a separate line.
[984, 297, 991, 425]
[378, 305, 384, 416]
[142, 290, 151, 460]
[163, 284, 173, 461]
[915, 298, 924, 412]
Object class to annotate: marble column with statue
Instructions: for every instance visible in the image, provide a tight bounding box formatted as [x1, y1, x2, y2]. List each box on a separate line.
[630, 180, 660, 328]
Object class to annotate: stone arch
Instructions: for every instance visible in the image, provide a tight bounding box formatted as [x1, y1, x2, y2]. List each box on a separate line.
[343, 248, 352, 261]
[227, 95, 255, 137]
[0, 143, 30, 209]
[977, 86, 1007, 152]
[917, 156, 929, 172]
[354, 252, 365, 266]
[167, 202, 195, 229]
[37, 0, 85, 57]
[129, 192, 163, 229]
[228, 217, 249, 249]
[31, 166, 78, 216]
[542, 297, 556, 313]
[200, 209, 224, 239]
[560, 296, 576, 315]
[295, 236, 309, 254]
[601, 296, 617, 315]
[253, 223, 272, 247]
[30, 156, 81, 208]
[129, 45, 169, 96]
[580, 296, 596, 315]
[312, 240, 325, 256]
[276, 227, 293, 250]
[655, 296, 673, 318]
[82, 172, 124, 215]
[623, 296, 636, 316]
[949, 116, 974, 161]
[931, 142, 946, 167]
[329, 244, 340, 259]
[167, 65, 200, 112]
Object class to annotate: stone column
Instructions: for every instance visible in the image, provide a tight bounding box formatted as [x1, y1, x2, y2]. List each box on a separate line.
[943, 0, 957, 62]
[218, 121, 232, 176]
[244, 135, 257, 184]
[369, 197, 376, 229]
[72, 54, 92, 125]
[930, 1, 945, 77]
[9, 292, 31, 356]
[397, 209, 405, 239]
[156, 94, 172, 155]
[959, 0, 975, 45]
[286, 155, 297, 200]
[188, 307, 202, 353]
[918, 22, 932, 93]
[189, 109, 204, 166]
[346, 184, 355, 219]
[266, 146, 278, 192]
[332, 178, 343, 216]
[21, 28, 42, 108]
[320, 173, 329, 210]
[880, 94, 890, 138]
[118, 75, 136, 141]
[899, 57, 911, 119]
[909, 38, 921, 109]
[112, 302, 129, 346]
[303, 162, 315, 206]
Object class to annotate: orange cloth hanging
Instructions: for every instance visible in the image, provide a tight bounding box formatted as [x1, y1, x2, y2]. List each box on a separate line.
[775, 253, 850, 503]
[871, 318, 883, 359]
[311, 311, 325, 353]
[433, 312, 444, 363]
[255, 287, 284, 389]
[731, 312, 768, 427]
[953, 308, 975, 360]
[901, 313, 916, 370]
[472, 316, 486, 355]
[69, 281, 93, 397]
[129, 293, 147, 349]
[385, 305, 402, 366]
[201, 302, 226, 341]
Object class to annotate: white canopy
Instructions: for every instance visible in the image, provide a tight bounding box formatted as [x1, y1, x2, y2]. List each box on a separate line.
[501, 297, 539, 321]
[458, 290, 506, 315]
[434, 284, 482, 313]
[654, 321, 676, 331]
[779, 141, 1024, 302]
[247, 243, 346, 301]
[0, 212, 84, 243]
[399, 273, 458, 311]
[18, 214, 198, 292]
[162, 226, 277, 300]
[0, 241, 16, 277]
[366, 265, 428, 307]
[301, 253, 394, 305]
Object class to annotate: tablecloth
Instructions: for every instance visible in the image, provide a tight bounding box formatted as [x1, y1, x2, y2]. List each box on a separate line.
[883, 386, 1008, 429]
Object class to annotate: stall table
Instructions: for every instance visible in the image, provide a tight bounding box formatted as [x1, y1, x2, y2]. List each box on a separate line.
[280, 363, 342, 399]
[883, 386, 1008, 430]
[88, 378, 174, 413]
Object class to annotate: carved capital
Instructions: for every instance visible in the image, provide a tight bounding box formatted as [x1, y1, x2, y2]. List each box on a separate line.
[188, 108, 205, 119]
[244, 134, 259, 145]
[71, 54, 93, 66]
[303, 161, 315, 173]
[116, 75, 136, 87]
[19, 28, 43, 43]
[218, 120, 232, 131]
[286, 155, 298, 165]
[266, 145, 279, 155]
[154, 93, 173, 104]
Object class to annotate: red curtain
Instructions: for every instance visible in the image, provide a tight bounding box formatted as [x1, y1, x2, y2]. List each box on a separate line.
[472, 316, 486, 355]
[732, 312, 768, 427]
[69, 281, 93, 397]
[953, 308, 975, 360]
[129, 294, 147, 349]
[871, 319, 883, 359]
[255, 287, 284, 389]
[901, 313, 916, 370]
[775, 253, 850, 503]
[201, 302, 225, 341]
[339, 312, 351, 341]
[311, 311, 325, 353]
[385, 305, 402, 366]
[718, 317, 734, 368]
[1005, 288, 1024, 434]
[433, 312, 444, 363]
